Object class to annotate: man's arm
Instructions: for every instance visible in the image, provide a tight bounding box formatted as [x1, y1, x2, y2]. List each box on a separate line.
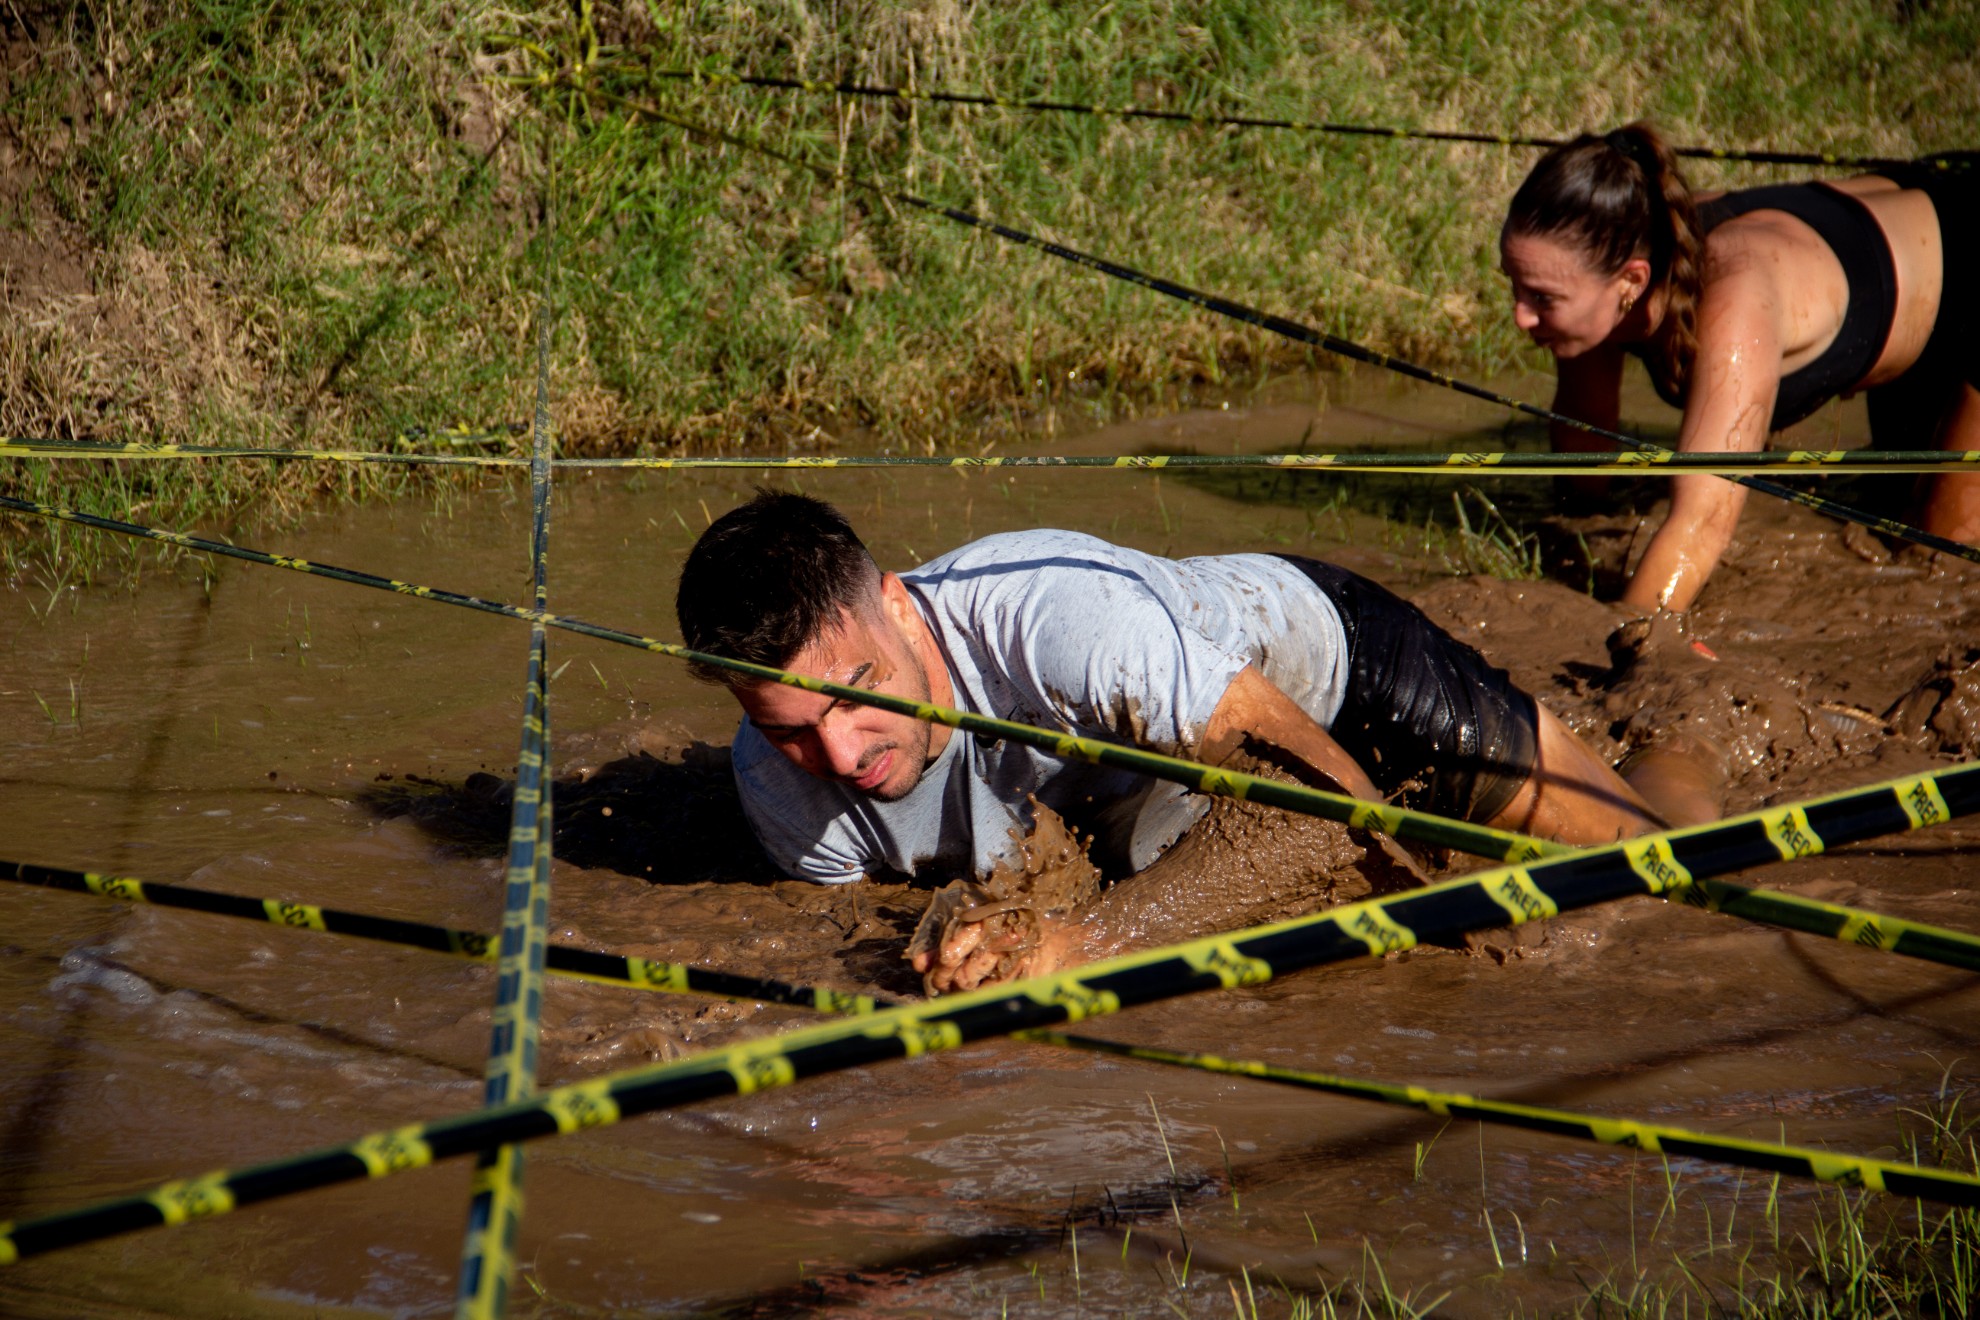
[912, 665, 1418, 994]
[1195, 665, 1385, 802]
[1195, 666, 1432, 884]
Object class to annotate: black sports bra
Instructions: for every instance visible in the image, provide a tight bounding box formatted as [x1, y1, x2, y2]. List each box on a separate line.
[1640, 182, 1898, 430]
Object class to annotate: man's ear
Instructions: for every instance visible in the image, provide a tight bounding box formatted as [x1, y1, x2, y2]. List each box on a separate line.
[878, 572, 918, 631]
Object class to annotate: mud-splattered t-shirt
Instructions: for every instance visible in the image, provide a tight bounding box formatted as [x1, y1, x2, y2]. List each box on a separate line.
[730, 529, 1351, 883]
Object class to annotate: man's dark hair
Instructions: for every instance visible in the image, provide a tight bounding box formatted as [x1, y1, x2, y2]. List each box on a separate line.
[675, 490, 883, 685]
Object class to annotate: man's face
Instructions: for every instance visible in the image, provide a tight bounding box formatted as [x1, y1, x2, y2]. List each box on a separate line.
[734, 588, 937, 802]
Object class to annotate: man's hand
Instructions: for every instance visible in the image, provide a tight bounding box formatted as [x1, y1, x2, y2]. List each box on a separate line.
[911, 915, 1089, 995]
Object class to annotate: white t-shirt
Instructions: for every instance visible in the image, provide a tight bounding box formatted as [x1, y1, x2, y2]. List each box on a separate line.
[730, 529, 1350, 883]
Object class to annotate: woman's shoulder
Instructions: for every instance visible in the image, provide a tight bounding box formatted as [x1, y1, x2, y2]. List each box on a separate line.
[1695, 201, 1828, 292]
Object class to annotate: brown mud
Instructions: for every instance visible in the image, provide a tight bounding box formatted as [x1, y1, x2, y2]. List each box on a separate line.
[1088, 754, 1422, 955]
[905, 760, 1420, 994]
[1, 378, 1977, 1317]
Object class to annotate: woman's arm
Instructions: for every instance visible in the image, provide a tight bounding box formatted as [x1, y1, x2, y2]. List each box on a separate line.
[1621, 247, 1784, 613]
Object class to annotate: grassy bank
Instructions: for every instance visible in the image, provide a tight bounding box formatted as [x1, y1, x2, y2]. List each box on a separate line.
[1, 0, 1976, 565]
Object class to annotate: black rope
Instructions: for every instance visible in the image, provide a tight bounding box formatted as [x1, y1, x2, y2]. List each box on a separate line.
[578, 83, 1980, 568]
[626, 64, 1968, 173]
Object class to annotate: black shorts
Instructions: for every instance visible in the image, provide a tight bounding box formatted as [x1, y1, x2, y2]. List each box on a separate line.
[1871, 152, 1980, 417]
[1274, 556, 1539, 823]
[1859, 153, 1977, 509]
[1907, 152, 1980, 392]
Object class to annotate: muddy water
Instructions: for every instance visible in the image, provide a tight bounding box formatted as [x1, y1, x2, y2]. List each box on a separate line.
[1, 376, 1977, 1317]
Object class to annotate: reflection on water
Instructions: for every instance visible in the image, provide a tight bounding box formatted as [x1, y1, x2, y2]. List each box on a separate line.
[1, 376, 1976, 1317]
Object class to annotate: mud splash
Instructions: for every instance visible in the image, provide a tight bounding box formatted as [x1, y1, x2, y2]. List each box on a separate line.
[1087, 754, 1422, 955]
[905, 760, 1422, 994]
[908, 799, 1103, 992]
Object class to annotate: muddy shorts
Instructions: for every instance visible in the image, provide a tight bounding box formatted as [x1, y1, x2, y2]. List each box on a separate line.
[1272, 556, 1539, 823]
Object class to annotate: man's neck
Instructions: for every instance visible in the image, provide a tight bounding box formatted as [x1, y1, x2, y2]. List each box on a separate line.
[896, 579, 955, 761]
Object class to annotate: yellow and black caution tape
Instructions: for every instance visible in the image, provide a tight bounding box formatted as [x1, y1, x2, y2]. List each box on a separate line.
[0, 860, 882, 1011]
[454, 309, 559, 1319]
[0, 435, 518, 468]
[3, 761, 1975, 1262]
[11, 487, 1980, 980]
[1675, 874, 1980, 968]
[8, 434, 1980, 476]
[10, 831, 1980, 1004]
[1023, 1033, 1980, 1196]
[625, 63, 1970, 174]
[0, 491, 1559, 865]
[9, 846, 1977, 1218]
[9, 824, 1980, 1006]
[578, 88, 1980, 569]
[3, 759, 1976, 1265]
[13, 854, 1973, 1216]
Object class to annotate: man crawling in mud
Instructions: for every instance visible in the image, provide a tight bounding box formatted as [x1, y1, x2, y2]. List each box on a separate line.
[675, 492, 1709, 994]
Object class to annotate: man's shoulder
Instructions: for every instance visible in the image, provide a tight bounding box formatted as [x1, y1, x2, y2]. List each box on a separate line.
[903, 527, 1127, 586]
[902, 530, 1173, 630]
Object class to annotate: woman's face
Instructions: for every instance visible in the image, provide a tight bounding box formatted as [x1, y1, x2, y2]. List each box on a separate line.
[1499, 231, 1640, 359]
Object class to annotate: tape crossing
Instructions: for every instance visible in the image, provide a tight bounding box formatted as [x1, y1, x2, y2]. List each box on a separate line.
[9, 838, 1978, 1012]
[4, 760, 1975, 1264]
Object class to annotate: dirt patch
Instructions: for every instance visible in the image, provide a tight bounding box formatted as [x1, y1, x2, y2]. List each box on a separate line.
[0, 19, 93, 303]
[1089, 754, 1422, 954]
[1416, 495, 1979, 810]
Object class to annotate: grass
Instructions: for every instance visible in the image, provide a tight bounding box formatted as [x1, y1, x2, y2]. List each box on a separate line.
[1000, 1088, 1980, 1317]
[1442, 488, 1547, 580]
[2, 0, 1978, 576]
[1564, 1176, 1980, 1318]
[1546, 1083, 1980, 1317]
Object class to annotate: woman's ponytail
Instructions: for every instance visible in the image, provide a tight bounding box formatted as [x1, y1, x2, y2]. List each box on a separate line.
[1608, 123, 1704, 398]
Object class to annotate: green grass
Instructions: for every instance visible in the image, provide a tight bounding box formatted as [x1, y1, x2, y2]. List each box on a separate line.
[2, 0, 1977, 574]
[994, 1090, 1980, 1317]
[1537, 1083, 1980, 1318]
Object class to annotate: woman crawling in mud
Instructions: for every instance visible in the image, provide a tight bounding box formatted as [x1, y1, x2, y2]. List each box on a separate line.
[1498, 122, 1980, 613]
[672, 491, 1719, 995]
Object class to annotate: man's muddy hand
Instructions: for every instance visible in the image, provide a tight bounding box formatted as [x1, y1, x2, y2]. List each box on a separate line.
[910, 916, 1088, 994]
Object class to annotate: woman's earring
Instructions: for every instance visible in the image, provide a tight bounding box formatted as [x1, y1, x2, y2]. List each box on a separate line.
[1620, 293, 1637, 315]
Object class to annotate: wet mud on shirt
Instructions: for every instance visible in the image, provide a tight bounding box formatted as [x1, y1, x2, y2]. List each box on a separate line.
[731, 529, 1351, 883]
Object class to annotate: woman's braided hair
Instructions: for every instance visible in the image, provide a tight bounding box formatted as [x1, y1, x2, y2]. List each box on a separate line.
[1504, 121, 1705, 399]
